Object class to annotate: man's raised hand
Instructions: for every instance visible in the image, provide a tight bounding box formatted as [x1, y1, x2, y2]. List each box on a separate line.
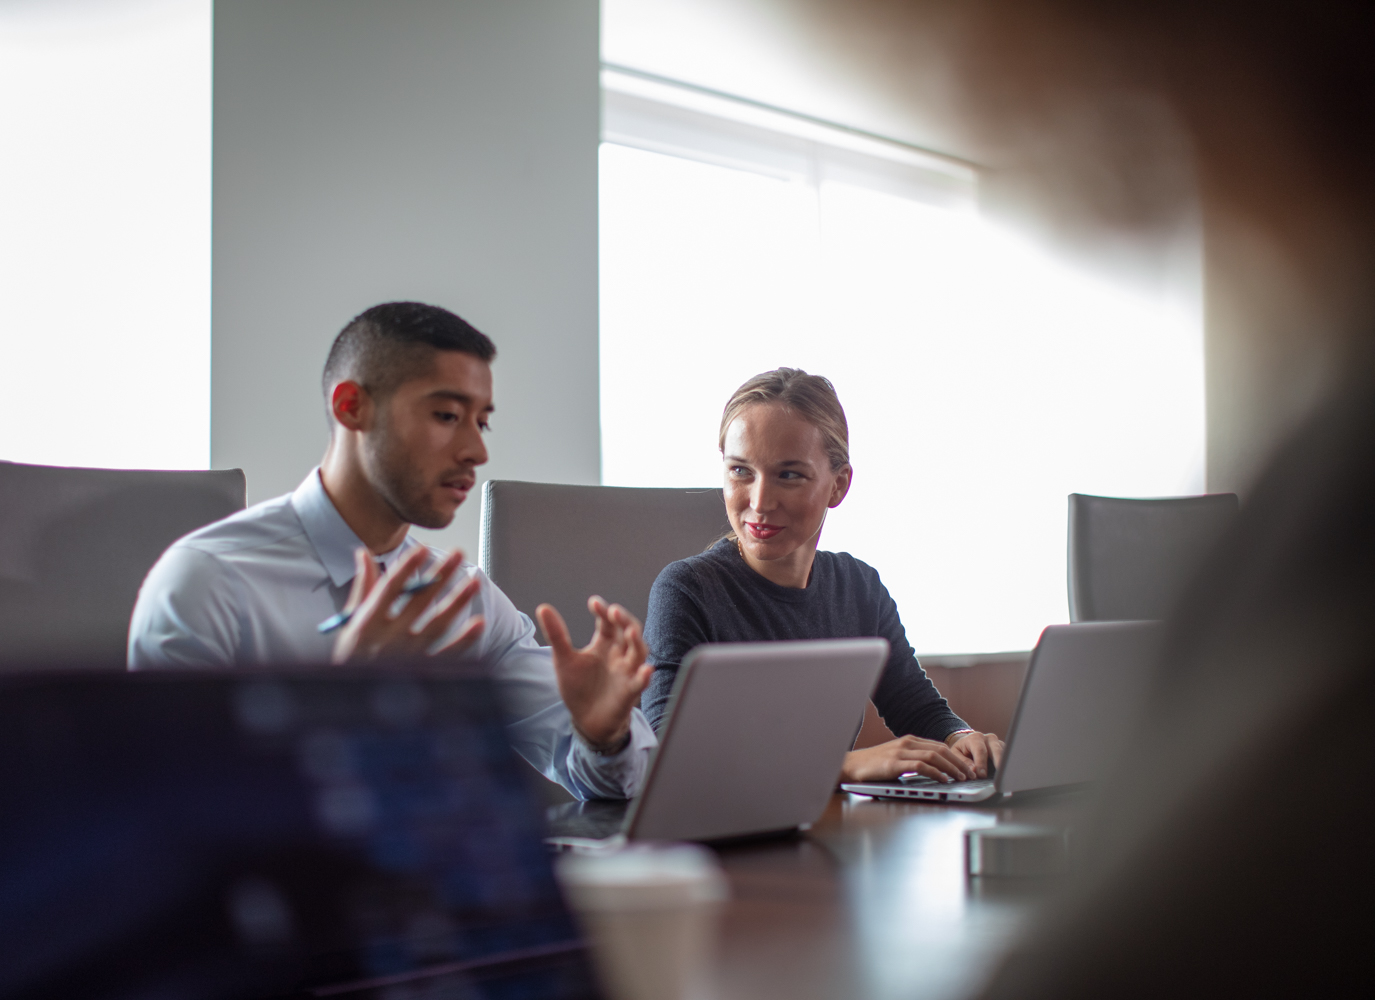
[536, 596, 652, 753]
[331, 546, 485, 663]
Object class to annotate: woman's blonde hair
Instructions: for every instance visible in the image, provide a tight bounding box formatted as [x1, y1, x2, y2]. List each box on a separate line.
[718, 368, 850, 472]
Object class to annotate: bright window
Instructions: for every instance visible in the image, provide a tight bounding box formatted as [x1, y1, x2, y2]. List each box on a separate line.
[0, 0, 211, 471]
[599, 71, 1204, 656]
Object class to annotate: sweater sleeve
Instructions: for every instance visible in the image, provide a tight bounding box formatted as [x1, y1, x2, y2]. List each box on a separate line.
[640, 561, 713, 732]
[867, 571, 969, 741]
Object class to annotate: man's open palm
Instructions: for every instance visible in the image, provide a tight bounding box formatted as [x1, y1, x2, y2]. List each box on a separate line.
[536, 596, 652, 750]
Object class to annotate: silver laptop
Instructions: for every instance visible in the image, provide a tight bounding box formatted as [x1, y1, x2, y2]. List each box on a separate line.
[550, 638, 888, 846]
[841, 621, 1162, 804]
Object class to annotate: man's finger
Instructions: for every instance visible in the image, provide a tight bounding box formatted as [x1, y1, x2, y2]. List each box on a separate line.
[606, 603, 641, 631]
[415, 574, 481, 645]
[429, 570, 481, 620]
[344, 548, 376, 613]
[435, 614, 485, 656]
[355, 546, 429, 624]
[613, 613, 649, 668]
[391, 543, 433, 581]
[393, 551, 464, 628]
[536, 603, 577, 661]
[613, 622, 647, 677]
[586, 595, 618, 649]
[392, 553, 463, 628]
[989, 736, 1005, 769]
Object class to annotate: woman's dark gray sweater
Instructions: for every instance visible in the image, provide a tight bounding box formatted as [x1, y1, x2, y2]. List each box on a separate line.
[641, 538, 968, 739]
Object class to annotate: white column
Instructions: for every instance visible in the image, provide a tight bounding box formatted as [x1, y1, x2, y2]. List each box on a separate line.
[213, 0, 601, 556]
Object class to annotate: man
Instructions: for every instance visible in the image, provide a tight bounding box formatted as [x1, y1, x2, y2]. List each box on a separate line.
[129, 301, 656, 800]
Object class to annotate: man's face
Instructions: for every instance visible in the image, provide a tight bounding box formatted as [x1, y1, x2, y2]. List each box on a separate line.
[360, 351, 493, 529]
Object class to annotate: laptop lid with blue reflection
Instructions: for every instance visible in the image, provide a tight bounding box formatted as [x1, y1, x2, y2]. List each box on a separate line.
[0, 667, 600, 1000]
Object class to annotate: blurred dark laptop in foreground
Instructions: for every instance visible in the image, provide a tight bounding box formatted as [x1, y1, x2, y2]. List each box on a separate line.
[0, 667, 601, 1000]
[842, 621, 1163, 803]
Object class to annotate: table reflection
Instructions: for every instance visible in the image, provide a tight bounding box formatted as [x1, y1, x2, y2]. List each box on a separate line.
[711, 792, 1084, 1000]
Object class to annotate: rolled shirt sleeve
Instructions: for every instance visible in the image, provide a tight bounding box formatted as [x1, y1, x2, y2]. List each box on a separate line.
[470, 570, 656, 800]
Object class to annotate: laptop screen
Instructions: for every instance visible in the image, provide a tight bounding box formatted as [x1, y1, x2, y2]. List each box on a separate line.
[0, 668, 601, 999]
[999, 620, 1163, 794]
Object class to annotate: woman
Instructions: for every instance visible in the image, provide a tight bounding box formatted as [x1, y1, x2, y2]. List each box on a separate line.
[642, 367, 1003, 784]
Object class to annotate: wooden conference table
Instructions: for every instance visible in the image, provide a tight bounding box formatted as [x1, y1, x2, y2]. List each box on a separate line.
[707, 791, 1087, 1000]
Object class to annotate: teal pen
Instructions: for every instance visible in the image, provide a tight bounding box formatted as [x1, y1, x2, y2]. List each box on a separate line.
[316, 578, 437, 634]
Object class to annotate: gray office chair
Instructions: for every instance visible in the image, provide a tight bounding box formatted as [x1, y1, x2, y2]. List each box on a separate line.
[1068, 492, 1239, 622]
[479, 481, 730, 646]
[0, 461, 246, 669]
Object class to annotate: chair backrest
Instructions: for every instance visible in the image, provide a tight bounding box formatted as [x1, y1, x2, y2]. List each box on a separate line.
[1067, 492, 1239, 622]
[479, 481, 730, 646]
[0, 462, 246, 669]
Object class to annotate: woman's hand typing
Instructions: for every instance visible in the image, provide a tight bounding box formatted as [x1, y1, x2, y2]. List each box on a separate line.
[841, 735, 979, 783]
[947, 730, 1005, 780]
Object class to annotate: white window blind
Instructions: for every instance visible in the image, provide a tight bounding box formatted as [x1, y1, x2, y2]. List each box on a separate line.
[599, 68, 1204, 656]
[0, 0, 211, 471]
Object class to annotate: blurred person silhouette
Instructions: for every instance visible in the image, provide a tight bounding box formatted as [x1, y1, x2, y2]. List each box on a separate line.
[906, 0, 1375, 996]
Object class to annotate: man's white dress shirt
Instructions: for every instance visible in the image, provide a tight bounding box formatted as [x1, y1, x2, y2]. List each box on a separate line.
[128, 469, 656, 800]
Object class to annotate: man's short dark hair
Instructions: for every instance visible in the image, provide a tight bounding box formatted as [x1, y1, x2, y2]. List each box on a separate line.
[322, 301, 496, 405]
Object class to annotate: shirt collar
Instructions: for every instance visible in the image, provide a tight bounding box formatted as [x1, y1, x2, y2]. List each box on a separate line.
[291, 468, 421, 588]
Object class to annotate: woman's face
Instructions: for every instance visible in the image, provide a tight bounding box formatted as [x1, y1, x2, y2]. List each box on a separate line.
[722, 403, 852, 567]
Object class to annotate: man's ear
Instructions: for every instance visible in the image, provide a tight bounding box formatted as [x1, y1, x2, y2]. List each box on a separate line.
[828, 465, 853, 508]
[330, 380, 373, 432]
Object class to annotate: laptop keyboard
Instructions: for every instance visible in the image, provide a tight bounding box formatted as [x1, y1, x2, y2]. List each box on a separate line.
[903, 777, 994, 792]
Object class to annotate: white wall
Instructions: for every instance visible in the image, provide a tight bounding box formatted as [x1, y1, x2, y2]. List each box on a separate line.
[213, 0, 601, 557]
